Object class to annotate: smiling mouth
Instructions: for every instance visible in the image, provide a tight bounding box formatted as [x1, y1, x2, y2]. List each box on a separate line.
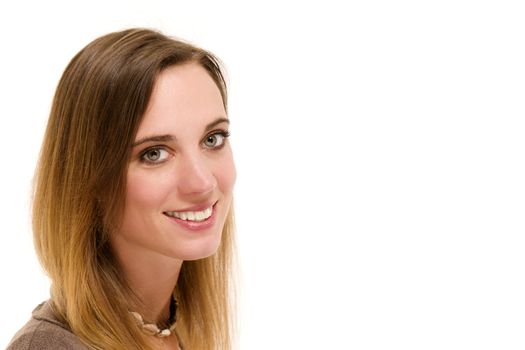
[163, 203, 216, 222]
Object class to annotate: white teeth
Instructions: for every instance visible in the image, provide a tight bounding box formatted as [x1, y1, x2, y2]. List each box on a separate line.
[165, 207, 213, 222]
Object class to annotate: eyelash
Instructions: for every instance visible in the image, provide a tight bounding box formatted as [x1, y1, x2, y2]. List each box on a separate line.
[139, 130, 231, 166]
[204, 130, 230, 150]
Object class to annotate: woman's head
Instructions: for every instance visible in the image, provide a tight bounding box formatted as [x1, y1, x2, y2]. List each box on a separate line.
[41, 28, 228, 234]
[32, 28, 236, 349]
[113, 62, 236, 263]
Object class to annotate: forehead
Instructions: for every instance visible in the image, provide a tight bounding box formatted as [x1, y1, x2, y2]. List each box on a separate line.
[136, 63, 226, 139]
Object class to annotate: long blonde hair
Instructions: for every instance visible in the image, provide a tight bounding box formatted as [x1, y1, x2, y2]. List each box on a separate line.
[32, 28, 236, 349]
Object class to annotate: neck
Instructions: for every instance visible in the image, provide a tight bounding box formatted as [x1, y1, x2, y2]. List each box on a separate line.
[111, 235, 183, 325]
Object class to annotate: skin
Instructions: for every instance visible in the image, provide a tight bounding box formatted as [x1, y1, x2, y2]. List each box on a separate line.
[110, 63, 236, 348]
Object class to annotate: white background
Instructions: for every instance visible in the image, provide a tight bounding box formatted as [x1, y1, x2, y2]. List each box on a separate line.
[1, 1, 524, 349]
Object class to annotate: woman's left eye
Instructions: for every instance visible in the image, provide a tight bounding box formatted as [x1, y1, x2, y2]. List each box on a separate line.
[203, 131, 230, 149]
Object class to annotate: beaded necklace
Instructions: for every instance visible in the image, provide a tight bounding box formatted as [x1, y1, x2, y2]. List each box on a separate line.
[131, 296, 178, 338]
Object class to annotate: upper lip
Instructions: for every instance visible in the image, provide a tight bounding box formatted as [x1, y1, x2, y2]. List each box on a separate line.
[165, 201, 217, 213]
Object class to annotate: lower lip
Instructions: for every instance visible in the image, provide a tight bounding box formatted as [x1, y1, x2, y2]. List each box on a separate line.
[164, 203, 217, 232]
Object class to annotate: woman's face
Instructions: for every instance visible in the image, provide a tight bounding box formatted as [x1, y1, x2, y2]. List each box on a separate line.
[112, 63, 235, 261]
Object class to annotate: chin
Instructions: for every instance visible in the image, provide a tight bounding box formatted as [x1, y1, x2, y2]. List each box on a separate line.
[173, 235, 223, 261]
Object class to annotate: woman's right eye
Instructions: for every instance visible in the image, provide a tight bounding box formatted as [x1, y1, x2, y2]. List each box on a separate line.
[140, 148, 169, 164]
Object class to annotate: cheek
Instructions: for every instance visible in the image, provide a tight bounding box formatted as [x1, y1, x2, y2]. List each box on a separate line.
[125, 171, 170, 210]
[216, 154, 236, 193]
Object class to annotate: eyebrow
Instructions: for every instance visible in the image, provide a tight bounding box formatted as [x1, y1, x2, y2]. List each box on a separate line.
[132, 117, 230, 147]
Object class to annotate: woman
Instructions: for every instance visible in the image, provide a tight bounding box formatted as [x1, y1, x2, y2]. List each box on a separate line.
[8, 28, 237, 350]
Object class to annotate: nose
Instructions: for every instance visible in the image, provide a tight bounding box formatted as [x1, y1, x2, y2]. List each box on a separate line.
[177, 153, 217, 196]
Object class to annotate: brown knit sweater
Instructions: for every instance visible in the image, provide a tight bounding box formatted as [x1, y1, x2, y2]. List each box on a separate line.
[7, 301, 88, 349]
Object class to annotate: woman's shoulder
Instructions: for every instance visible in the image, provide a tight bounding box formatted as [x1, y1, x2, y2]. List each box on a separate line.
[6, 301, 88, 350]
